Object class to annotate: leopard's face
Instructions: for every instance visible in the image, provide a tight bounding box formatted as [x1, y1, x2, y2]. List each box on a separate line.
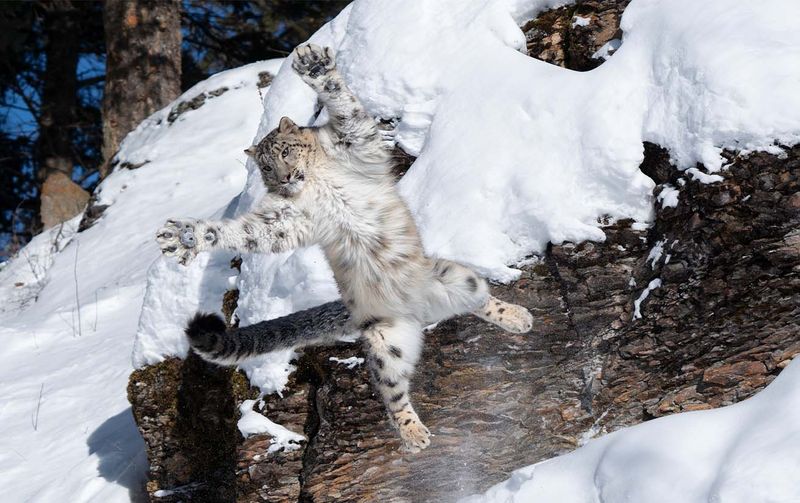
[246, 117, 316, 198]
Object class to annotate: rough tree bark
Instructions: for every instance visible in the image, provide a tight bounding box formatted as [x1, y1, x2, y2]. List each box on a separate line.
[36, 1, 89, 229]
[128, 2, 800, 501]
[101, 0, 181, 177]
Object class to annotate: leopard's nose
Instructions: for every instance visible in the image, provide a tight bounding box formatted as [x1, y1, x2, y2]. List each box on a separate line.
[282, 175, 291, 183]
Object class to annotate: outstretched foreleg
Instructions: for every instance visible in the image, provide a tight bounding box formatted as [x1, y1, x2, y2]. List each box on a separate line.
[156, 198, 314, 264]
[291, 44, 388, 163]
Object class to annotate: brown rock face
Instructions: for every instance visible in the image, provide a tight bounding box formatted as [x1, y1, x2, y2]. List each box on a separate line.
[39, 172, 90, 229]
[522, 0, 630, 71]
[128, 354, 239, 503]
[596, 144, 800, 427]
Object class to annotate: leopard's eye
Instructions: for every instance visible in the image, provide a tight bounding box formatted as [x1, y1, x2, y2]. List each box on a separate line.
[282, 147, 290, 158]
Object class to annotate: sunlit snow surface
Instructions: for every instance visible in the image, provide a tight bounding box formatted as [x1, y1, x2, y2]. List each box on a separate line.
[1, 0, 800, 500]
[0, 60, 280, 502]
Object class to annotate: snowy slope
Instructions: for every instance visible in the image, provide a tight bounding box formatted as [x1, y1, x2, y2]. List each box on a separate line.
[0, 60, 281, 502]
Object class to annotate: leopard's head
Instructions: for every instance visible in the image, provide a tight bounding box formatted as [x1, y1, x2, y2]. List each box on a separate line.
[245, 116, 318, 197]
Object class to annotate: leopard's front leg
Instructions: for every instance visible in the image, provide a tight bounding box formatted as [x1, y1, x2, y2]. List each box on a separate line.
[291, 43, 337, 92]
[156, 218, 215, 265]
[156, 199, 315, 265]
[291, 44, 384, 160]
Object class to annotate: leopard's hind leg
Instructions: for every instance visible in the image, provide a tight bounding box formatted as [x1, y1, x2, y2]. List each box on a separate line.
[429, 258, 533, 333]
[362, 318, 430, 452]
[472, 295, 533, 334]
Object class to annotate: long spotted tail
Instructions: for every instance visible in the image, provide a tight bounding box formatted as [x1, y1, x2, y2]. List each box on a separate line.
[185, 301, 351, 365]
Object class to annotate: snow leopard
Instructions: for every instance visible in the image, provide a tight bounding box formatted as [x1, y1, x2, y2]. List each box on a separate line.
[156, 44, 534, 452]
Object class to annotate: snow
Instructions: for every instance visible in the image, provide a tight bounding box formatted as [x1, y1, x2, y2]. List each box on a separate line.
[0, 215, 79, 315]
[237, 350, 300, 396]
[130, 59, 284, 368]
[232, 0, 800, 301]
[591, 38, 621, 60]
[687, 167, 726, 184]
[0, 60, 280, 502]
[0, 0, 799, 500]
[329, 356, 365, 369]
[633, 278, 661, 320]
[657, 184, 680, 208]
[571, 15, 591, 28]
[237, 400, 306, 453]
[463, 357, 800, 503]
[646, 239, 665, 269]
[152, 483, 201, 499]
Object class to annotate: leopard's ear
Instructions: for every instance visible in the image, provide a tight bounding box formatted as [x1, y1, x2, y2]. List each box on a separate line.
[244, 146, 257, 158]
[279, 116, 300, 134]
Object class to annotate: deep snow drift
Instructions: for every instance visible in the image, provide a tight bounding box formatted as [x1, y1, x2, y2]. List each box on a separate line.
[1, 0, 799, 500]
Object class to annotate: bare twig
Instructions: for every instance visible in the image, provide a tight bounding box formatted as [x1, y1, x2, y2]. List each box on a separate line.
[22, 249, 43, 284]
[73, 240, 82, 337]
[93, 290, 98, 332]
[32, 383, 44, 431]
[53, 222, 66, 249]
[9, 448, 27, 461]
[8, 200, 28, 256]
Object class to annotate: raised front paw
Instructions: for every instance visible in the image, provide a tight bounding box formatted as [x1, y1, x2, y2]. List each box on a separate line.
[156, 219, 199, 265]
[291, 44, 336, 86]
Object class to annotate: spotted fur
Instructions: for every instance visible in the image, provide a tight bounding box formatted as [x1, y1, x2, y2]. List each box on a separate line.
[157, 44, 534, 452]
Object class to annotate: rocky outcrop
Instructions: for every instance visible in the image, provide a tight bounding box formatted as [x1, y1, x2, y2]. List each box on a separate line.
[128, 143, 800, 502]
[167, 87, 231, 125]
[128, 355, 238, 502]
[522, 0, 630, 71]
[596, 144, 800, 426]
[127, 3, 800, 501]
[39, 172, 90, 229]
[282, 146, 800, 501]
